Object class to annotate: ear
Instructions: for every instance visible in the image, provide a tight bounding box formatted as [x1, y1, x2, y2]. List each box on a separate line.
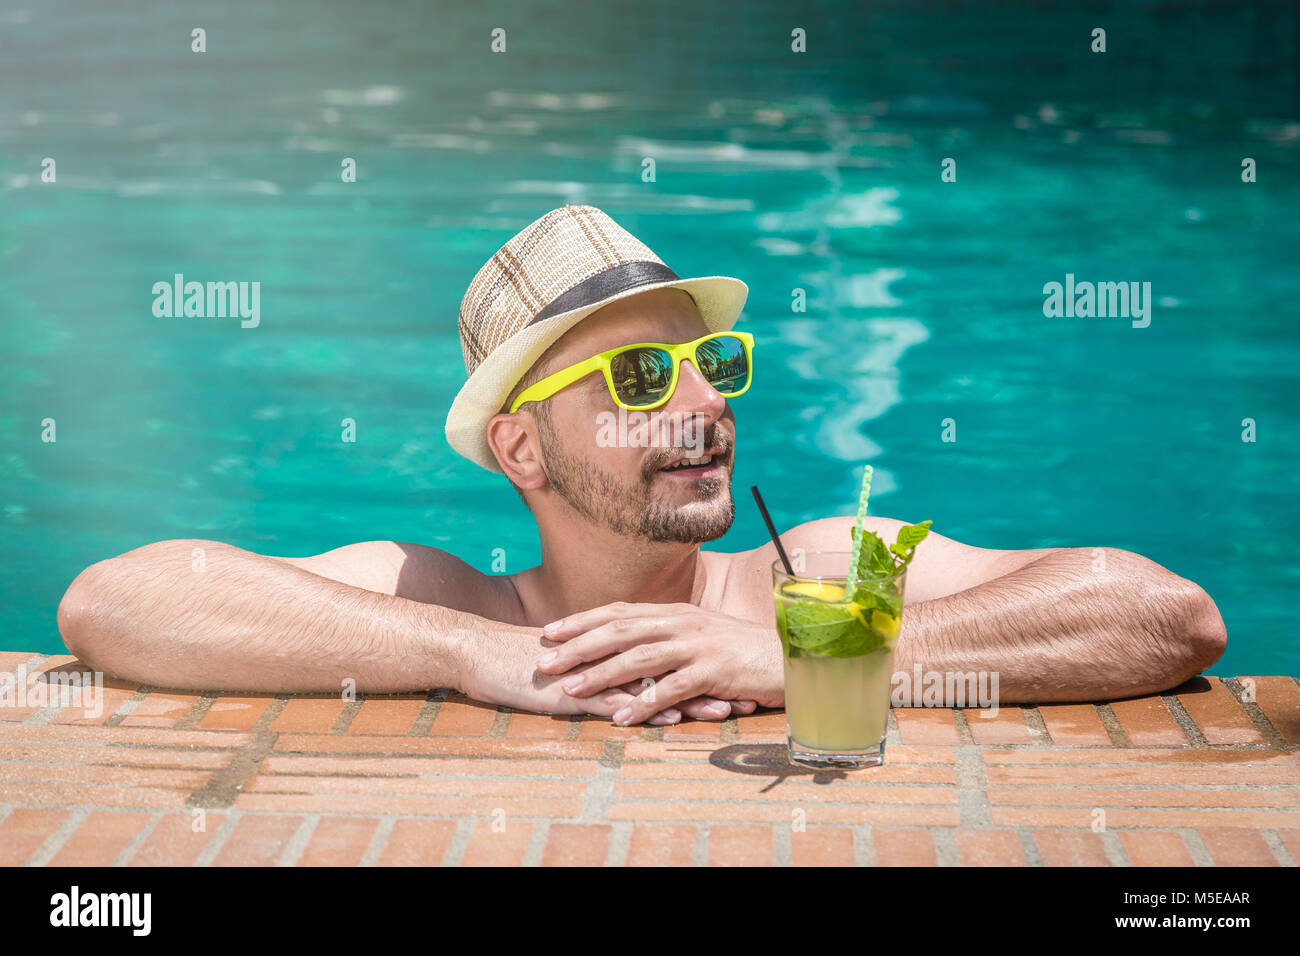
[486, 412, 546, 489]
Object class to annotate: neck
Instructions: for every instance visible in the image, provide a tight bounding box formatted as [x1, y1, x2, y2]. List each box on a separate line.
[514, 519, 708, 627]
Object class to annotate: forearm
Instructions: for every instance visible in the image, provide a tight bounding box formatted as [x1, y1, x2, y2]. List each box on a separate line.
[58, 540, 479, 694]
[893, 548, 1226, 702]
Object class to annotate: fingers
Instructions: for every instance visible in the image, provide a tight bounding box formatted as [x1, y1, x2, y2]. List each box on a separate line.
[540, 600, 691, 643]
[676, 697, 732, 720]
[555, 641, 687, 699]
[536, 616, 679, 675]
[611, 669, 708, 726]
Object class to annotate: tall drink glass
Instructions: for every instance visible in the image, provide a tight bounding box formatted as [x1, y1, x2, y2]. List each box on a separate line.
[773, 551, 906, 770]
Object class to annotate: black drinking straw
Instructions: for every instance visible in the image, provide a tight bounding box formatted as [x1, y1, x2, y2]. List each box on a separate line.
[750, 485, 794, 575]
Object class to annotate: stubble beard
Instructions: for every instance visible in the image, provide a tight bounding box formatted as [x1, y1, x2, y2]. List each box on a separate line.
[536, 411, 735, 544]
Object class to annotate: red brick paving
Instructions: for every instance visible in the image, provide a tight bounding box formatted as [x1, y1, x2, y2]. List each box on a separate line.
[0, 656, 1295, 866]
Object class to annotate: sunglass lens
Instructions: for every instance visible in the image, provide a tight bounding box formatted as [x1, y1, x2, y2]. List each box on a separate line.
[695, 335, 749, 395]
[610, 347, 674, 407]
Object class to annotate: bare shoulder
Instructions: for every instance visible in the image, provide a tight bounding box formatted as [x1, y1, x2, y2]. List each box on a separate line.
[719, 515, 1061, 606]
[274, 541, 517, 616]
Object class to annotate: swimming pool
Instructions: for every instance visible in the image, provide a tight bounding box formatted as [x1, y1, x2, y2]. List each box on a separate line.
[1, 1, 1297, 677]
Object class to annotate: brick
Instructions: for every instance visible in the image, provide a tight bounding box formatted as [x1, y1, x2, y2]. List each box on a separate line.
[1274, 829, 1300, 865]
[965, 707, 1033, 745]
[619, 756, 955, 785]
[197, 695, 272, 731]
[348, 696, 426, 735]
[461, 819, 531, 865]
[609, 802, 961, 826]
[50, 811, 151, 866]
[1108, 696, 1188, 746]
[1175, 679, 1267, 745]
[873, 827, 936, 865]
[504, 712, 574, 739]
[429, 696, 499, 736]
[297, 816, 381, 866]
[272, 734, 604, 759]
[733, 710, 789, 742]
[0, 781, 191, 809]
[0, 723, 246, 749]
[621, 741, 954, 764]
[50, 679, 139, 726]
[992, 808, 1300, 829]
[790, 827, 856, 866]
[987, 788, 1295, 809]
[612, 780, 958, 806]
[259, 755, 600, 778]
[0, 759, 211, 790]
[127, 812, 226, 866]
[577, 718, 647, 741]
[707, 825, 772, 866]
[954, 830, 1026, 866]
[0, 652, 42, 672]
[271, 697, 347, 733]
[0, 742, 231, 771]
[0, 657, 76, 721]
[1197, 827, 1280, 866]
[234, 793, 583, 818]
[248, 774, 586, 800]
[0, 807, 71, 865]
[893, 708, 959, 745]
[982, 748, 1297, 767]
[211, 814, 304, 866]
[1247, 677, 1300, 746]
[663, 719, 724, 741]
[119, 691, 205, 728]
[1036, 704, 1111, 746]
[541, 823, 611, 865]
[376, 819, 457, 866]
[984, 764, 1298, 787]
[625, 824, 696, 865]
[1032, 829, 1111, 866]
[1119, 831, 1195, 866]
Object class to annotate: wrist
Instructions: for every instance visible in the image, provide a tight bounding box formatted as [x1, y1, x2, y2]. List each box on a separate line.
[414, 607, 465, 693]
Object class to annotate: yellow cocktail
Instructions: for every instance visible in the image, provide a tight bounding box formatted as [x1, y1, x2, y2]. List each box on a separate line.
[773, 553, 908, 770]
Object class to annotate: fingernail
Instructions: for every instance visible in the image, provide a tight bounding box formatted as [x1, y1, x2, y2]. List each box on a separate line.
[537, 650, 557, 667]
[561, 676, 583, 693]
[707, 702, 729, 715]
[542, 620, 562, 635]
[663, 708, 681, 722]
[613, 706, 632, 725]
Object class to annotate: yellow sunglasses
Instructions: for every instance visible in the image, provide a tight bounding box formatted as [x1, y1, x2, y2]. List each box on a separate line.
[509, 330, 755, 413]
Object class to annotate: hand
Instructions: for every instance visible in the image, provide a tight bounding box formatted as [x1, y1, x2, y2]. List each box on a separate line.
[535, 602, 785, 726]
[454, 628, 755, 725]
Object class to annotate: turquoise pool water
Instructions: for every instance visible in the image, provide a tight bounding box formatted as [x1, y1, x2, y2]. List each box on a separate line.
[2, 2, 1297, 676]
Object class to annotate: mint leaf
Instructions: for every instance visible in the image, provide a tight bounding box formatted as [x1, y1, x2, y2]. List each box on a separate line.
[853, 578, 904, 619]
[783, 601, 859, 651]
[850, 520, 933, 579]
[893, 520, 932, 565]
[852, 529, 895, 585]
[816, 624, 885, 658]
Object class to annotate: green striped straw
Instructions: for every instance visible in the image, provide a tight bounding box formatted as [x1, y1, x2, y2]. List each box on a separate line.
[844, 465, 874, 593]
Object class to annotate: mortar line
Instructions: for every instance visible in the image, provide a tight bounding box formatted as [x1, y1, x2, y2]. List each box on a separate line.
[359, 816, 397, 866]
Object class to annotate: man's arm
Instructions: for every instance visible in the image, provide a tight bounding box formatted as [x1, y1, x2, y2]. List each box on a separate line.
[779, 517, 1228, 701]
[536, 515, 1228, 722]
[56, 539, 739, 721]
[56, 539, 488, 694]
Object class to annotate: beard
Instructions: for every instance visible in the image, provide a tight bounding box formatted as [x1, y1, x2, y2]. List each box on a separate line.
[537, 414, 735, 544]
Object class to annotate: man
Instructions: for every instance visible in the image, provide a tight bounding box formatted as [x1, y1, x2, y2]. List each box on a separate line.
[58, 205, 1227, 726]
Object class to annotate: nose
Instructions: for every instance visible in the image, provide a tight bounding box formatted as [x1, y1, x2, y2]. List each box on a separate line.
[664, 357, 727, 427]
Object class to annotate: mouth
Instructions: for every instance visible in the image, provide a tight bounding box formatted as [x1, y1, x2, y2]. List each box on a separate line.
[655, 447, 727, 479]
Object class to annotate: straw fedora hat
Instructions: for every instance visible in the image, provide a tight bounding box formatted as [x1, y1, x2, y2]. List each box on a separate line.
[446, 205, 749, 472]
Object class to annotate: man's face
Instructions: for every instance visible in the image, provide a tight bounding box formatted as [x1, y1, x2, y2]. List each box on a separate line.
[523, 288, 737, 544]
